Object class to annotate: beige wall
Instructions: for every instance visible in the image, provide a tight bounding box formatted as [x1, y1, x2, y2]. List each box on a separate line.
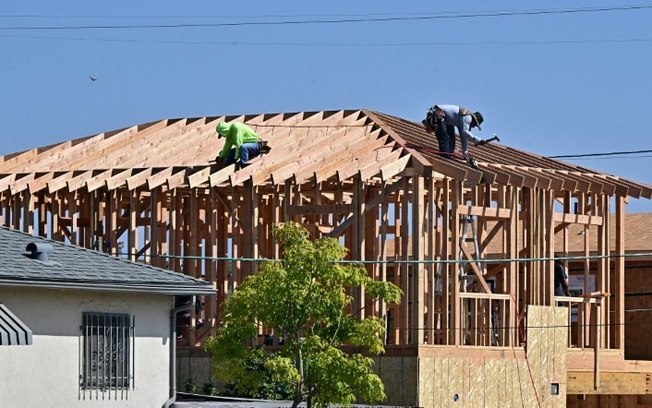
[0, 287, 172, 408]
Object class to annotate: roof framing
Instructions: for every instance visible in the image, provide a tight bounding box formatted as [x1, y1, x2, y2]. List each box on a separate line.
[0, 109, 649, 382]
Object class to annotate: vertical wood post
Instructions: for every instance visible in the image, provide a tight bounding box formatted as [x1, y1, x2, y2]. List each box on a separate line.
[412, 176, 425, 344]
[615, 196, 625, 350]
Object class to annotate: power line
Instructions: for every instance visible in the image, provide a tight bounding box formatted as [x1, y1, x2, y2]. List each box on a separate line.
[3, 6, 643, 20]
[385, 319, 652, 333]
[0, 5, 650, 31]
[111, 251, 652, 264]
[2, 32, 652, 48]
[549, 148, 652, 159]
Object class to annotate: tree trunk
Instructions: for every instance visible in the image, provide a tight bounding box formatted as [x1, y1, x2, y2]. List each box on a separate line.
[292, 343, 304, 408]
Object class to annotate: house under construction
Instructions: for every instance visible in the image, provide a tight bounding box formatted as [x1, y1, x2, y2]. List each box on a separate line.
[2, 109, 652, 407]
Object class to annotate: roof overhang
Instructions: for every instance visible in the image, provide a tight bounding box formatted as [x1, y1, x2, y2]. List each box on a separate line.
[0, 280, 216, 296]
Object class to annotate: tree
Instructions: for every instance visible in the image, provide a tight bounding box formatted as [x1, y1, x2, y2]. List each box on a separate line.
[205, 222, 402, 408]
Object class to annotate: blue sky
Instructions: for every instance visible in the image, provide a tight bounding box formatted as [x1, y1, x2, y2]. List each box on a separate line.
[2, 1, 652, 212]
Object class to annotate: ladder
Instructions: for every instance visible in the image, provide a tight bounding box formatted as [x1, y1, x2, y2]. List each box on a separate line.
[458, 215, 482, 292]
[458, 215, 502, 345]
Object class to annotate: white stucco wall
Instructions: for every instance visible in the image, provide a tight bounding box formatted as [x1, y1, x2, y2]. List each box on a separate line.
[0, 286, 173, 408]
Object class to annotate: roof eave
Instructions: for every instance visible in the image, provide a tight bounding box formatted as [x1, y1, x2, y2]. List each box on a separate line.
[0, 279, 217, 296]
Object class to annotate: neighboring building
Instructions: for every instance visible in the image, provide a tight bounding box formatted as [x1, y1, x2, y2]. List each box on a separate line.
[1, 109, 652, 407]
[0, 227, 215, 408]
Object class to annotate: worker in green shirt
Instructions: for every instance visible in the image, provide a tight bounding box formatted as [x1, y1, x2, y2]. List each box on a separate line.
[215, 121, 262, 169]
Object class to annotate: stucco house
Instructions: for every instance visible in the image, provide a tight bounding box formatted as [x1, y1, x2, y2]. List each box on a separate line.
[0, 227, 215, 408]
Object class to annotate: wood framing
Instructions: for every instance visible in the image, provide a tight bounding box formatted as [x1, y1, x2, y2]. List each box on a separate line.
[2, 109, 652, 406]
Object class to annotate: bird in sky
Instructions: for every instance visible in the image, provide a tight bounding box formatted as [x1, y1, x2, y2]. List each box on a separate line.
[89, 76, 97, 82]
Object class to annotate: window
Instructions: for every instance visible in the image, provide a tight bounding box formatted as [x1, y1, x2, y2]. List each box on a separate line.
[80, 313, 134, 397]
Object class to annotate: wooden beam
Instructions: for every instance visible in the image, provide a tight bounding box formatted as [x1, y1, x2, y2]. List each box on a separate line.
[553, 212, 603, 225]
[105, 169, 134, 190]
[146, 167, 175, 190]
[126, 168, 154, 191]
[457, 205, 511, 219]
[0, 174, 18, 193]
[615, 196, 625, 350]
[187, 165, 214, 189]
[286, 203, 353, 216]
[85, 169, 113, 192]
[326, 179, 402, 237]
[166, 167, 189, 190]
[567, 371, 652, 395]
[208, 164, 237, 188]
[27, 172, 60, 194]
[412, 176, 425, 344]
[459, 245, 492, 294]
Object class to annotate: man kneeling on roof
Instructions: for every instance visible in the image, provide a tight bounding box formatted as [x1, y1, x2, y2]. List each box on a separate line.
[215, 121, 270, 169]
[422, 104, 485, 167]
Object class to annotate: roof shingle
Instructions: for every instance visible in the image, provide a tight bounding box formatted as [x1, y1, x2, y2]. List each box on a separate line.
[0, 227, 215, 295]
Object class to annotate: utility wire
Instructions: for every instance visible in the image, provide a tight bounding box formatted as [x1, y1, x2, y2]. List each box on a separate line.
[381, 319, 652, 333]
[549, 148, 652, 159]
[0, 6, 644, 20]
[2, 32, 652, 48]
[110, 251, 652, 264]
[0, 5, 650, 31]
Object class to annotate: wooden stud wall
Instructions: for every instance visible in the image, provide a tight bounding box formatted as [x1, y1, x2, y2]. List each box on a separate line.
[0, 165, 629, 358]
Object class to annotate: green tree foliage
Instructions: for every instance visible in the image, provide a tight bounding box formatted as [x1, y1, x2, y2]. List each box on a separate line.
[205, 222, 402, 408]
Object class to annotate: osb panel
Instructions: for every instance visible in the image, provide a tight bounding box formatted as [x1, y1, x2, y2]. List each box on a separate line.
[433, 357, 443, 407]
[413, 306, 569, 408]
[374, 356, 418, 406]
[403, 356, 418, 405]
[526, 305, 569, 408]
[484, 358, 504, 407]
[467, 359, 485, 408]
[417, 356, 559, 408]
[515, 358, 538, 406]
[527, 306, 544, 388]
[449, 358, 465, 406]
[419, 357, 435, 408]
[504, 359, 519, 408]
[553, 307, 569, 385]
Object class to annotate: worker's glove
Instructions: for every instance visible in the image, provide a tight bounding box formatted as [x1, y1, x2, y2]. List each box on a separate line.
[464, 152, 479, 169]
[474, 139, 488, 146]
[214, 156, 224, 169]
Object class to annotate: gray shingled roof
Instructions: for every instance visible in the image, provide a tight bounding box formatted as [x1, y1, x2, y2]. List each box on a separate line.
[0, 227, 215, 296]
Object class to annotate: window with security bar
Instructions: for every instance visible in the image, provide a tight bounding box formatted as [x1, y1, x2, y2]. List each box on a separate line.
[80, 312, 134, 397]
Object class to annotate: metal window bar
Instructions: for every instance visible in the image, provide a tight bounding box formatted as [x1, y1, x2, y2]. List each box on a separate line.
[81, 312, 133, 400]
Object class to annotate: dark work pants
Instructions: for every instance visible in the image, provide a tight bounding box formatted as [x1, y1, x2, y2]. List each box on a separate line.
[223, 142, 261, 168]
[435, 114, 456, 158]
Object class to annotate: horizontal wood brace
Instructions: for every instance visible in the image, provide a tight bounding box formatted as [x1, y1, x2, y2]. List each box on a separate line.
[553, 212, 603, 225]
[459, 292, 511, 300]
[287, 203, 353, 216]
[456, 205, 511, 219]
